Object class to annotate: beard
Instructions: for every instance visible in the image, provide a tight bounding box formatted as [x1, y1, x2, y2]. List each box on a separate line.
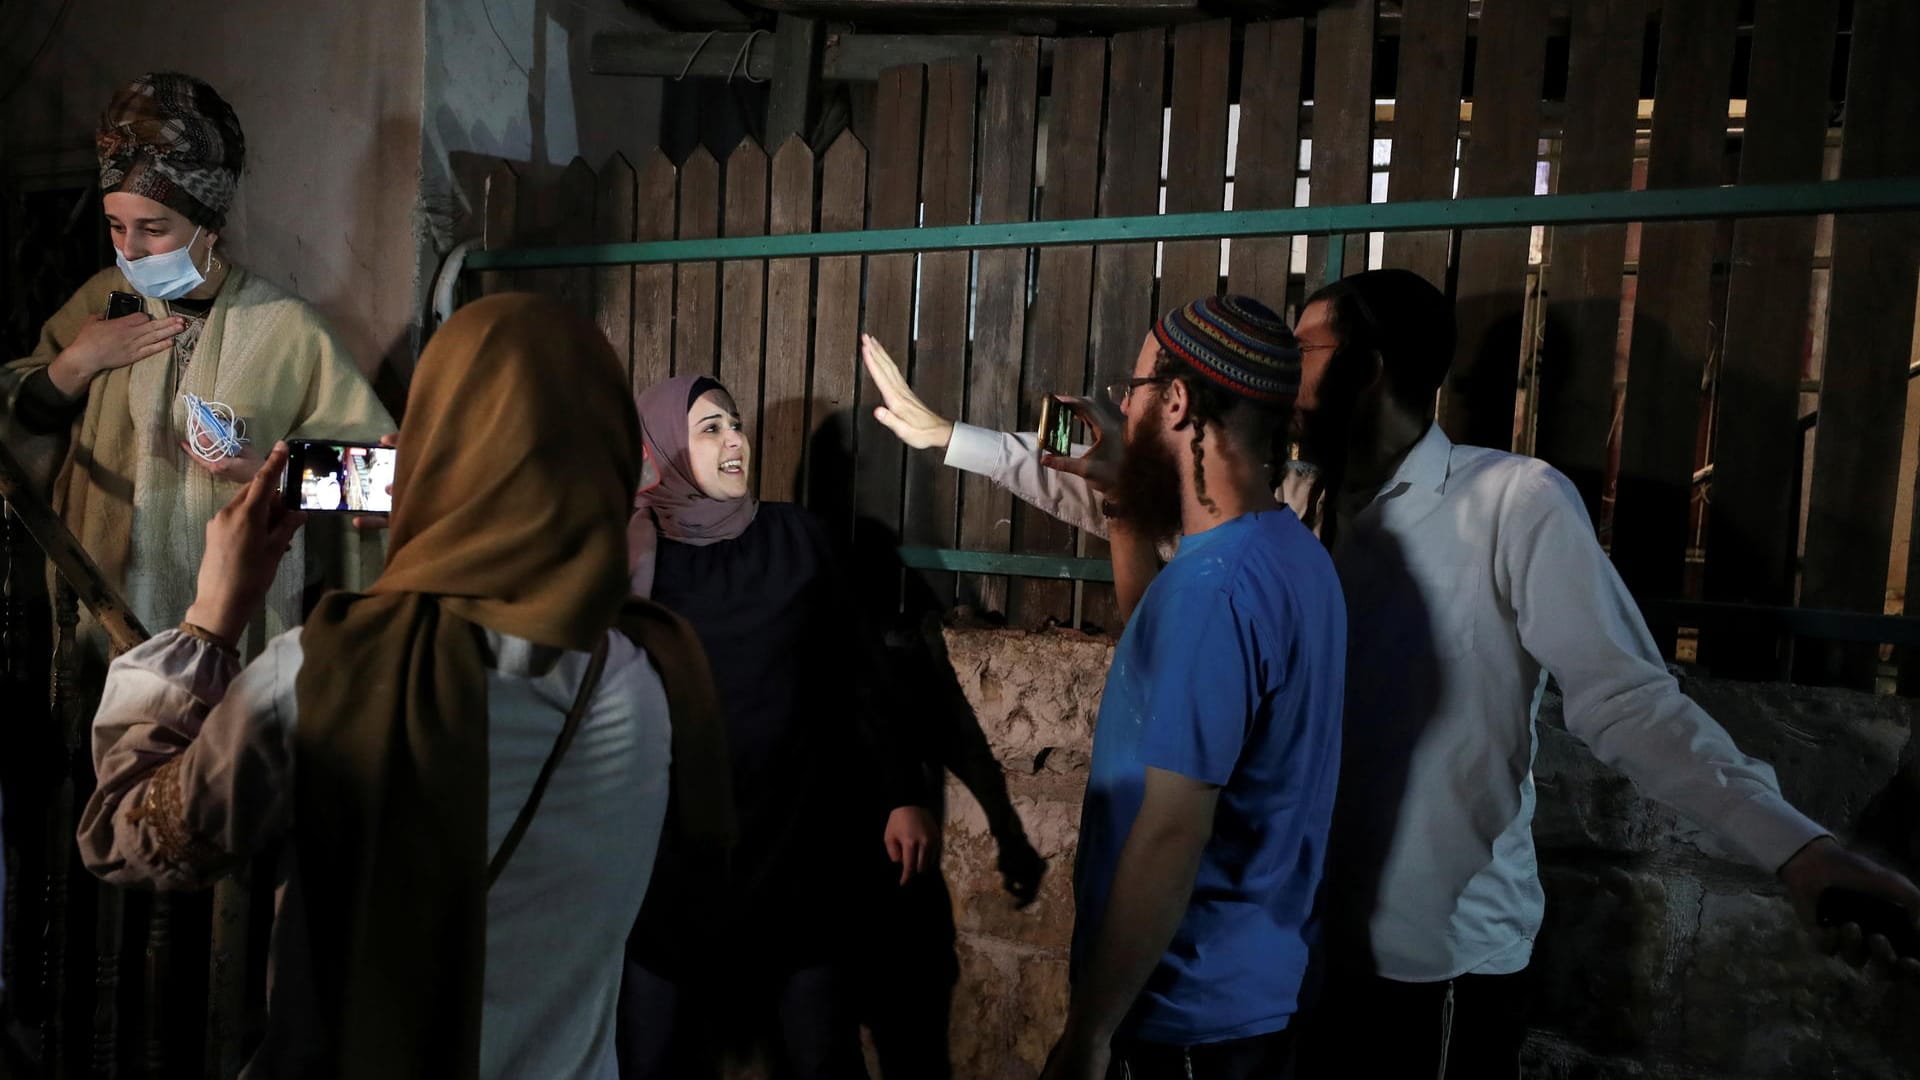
[1292, 350, 1378, 471]
[1106, 406, 1186, 545]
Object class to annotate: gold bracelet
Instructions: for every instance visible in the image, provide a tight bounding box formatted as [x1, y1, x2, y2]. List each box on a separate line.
[177, 620, 239, 654]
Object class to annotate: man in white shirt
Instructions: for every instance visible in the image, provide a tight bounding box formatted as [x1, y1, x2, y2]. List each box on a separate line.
[859, 268, 1920, 1077]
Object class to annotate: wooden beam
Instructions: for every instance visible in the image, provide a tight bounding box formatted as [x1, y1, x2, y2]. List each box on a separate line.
[753, 0, 1196, 14]
[593, 29, 1010, 82]
[736, 0, 1567, 32]
[595, 31, 778, 81]
[823, 32, 1011, 80]
[631, 0, 754, 31]
[765, 14, 823, 146]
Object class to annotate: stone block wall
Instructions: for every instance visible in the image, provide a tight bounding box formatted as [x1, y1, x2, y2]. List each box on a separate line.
[937, 627, 1113, 1079]
[935, 627, 1920, 1079]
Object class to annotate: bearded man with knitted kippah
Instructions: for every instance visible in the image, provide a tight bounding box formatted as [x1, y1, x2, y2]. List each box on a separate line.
[1, 72, 391, 677]
[1008, 297, 1344, 1080]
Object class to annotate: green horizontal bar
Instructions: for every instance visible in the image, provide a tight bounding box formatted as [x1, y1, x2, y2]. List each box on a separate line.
[465, 177, 1920, 272]
[891, 554, 1920, 644]
[896, 546, 1115, 582]
[1640, 599, 1920, 648]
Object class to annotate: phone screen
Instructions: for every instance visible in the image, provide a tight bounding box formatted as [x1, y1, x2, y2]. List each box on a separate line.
[283, 440, 396, 513]
[1038, 396, 1075, 456]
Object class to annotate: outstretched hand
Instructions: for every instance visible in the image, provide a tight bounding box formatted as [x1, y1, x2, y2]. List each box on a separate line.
[861, 335, 955, 450]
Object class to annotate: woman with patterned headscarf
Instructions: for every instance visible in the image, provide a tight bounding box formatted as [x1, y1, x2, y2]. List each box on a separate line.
[0, 71, 392, 677]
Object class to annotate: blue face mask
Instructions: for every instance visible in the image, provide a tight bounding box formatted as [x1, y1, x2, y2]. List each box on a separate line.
[116, 226, 208, 301]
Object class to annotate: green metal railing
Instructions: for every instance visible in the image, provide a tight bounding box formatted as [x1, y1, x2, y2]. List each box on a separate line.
[464, 176, 1920, 271]
[897, 546, 1116, 583]
[468, 174, 1920, 644]
[892, 549, 1920, 644]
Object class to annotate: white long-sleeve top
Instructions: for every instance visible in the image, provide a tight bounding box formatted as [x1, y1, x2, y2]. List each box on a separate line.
[946, 419, 1827, 981]
[78, 626, 671, 1079]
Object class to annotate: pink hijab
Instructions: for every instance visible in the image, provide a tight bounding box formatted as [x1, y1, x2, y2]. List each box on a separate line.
[628, 374, 760, 597]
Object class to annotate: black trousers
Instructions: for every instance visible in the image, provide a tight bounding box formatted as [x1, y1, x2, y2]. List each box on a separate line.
[1109, 1028, 1295, 1080]
[1290, 969, 1528, 1079]
[616, 958, 869, 1080]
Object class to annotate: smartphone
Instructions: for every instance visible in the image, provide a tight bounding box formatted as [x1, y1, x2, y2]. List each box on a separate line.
[1037, 395, 1076, 456]
[281, 439, 397, 514]
[106, 291, 144, 320]
[1818, 887, 1920, 960]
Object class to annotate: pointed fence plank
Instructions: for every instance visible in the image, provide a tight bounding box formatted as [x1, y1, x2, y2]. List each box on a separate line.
[595, 152, 639, 382]
[763, 137, 817, 505]
[675, 147, 722, 377]
[721, 138, 770, 478]
[634, 150, 679, 396]
[808, 132, 869, 538]
[961, 39, 1039, 615]
[905, 57, 978, 607]
[1015, 37, 1104, 627]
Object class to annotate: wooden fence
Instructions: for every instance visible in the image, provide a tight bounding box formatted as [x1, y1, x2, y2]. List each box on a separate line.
[7, 2, 1920, 1078]
[472, 0, 1920, 687]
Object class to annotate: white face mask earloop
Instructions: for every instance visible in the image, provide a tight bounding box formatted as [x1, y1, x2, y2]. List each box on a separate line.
[182, 392, 248, 463]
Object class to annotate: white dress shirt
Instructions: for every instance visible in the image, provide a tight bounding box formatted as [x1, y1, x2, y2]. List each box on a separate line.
[946, 419, 1827, 982]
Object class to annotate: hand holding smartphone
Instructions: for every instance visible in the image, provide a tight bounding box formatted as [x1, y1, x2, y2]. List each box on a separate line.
[106, 291, 145, 320]
[280, 439, 398, 514]
[1037, 395, 1078, 457]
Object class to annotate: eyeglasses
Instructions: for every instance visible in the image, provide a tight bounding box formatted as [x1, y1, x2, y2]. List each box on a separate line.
[1106, 377, 1172, 406]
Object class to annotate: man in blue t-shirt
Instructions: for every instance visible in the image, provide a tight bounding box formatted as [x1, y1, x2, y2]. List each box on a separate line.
[1037, 296, 1346, 1080]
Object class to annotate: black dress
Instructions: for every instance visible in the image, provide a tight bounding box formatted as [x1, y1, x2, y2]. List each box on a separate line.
[629, 501, 924, 978]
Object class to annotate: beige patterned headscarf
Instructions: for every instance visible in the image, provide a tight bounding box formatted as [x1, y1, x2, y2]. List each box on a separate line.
[96, 72, 246, 230]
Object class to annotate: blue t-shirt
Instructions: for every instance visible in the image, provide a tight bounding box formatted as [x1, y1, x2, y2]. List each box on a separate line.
[1072, 509, 1346, 1045]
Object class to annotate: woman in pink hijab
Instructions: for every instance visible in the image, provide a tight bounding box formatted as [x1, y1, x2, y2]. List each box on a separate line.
[619, 375, 938, 1079]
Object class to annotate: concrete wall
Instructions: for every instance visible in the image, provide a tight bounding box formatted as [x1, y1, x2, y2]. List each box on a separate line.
[422, 0, 664, 259]
[0, 0, 426, 380]
[0, 0, 666, 380]
[937, 626, 1920, 1079]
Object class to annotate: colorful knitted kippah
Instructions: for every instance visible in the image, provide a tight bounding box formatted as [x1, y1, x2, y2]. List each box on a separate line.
[1151, 294, 1300, 404]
